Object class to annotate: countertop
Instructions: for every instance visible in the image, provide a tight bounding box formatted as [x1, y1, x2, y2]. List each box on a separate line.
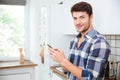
[0, 60, 37, 69]
[50, 65, 67, 80]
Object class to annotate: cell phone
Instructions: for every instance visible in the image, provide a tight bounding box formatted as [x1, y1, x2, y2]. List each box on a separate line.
[47, 44, 53, 48]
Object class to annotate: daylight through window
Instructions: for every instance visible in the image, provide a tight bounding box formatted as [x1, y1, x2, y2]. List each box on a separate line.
[0, 5, 25, 58]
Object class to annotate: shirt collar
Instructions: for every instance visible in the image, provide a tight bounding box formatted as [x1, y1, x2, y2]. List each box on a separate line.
[76, 28, 97, 39]
[76, 33, 81, 38]
[85, 28, 97, 39]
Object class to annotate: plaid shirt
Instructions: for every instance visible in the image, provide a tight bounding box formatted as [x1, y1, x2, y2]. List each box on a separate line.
[65, 29, 110, 80]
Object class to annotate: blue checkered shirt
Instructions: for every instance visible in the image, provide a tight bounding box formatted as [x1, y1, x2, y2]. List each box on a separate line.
[65, 29, 110, 80]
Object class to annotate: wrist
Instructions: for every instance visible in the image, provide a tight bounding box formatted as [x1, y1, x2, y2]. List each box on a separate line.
[60, 58, 68, 66]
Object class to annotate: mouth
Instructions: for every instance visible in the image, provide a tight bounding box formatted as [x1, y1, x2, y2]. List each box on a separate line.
[76, 24, 83, 29]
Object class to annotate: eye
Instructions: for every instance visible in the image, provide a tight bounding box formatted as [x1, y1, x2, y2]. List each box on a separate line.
[80, 16, 85, 19]
[73, 17, 77, 20]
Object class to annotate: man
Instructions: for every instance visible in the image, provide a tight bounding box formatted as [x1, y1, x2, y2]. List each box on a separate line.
[48, 1, 111, 80]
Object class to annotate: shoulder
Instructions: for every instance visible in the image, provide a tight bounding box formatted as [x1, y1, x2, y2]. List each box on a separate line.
[94, 32, 109, 45]
[92, 32, 110, 51]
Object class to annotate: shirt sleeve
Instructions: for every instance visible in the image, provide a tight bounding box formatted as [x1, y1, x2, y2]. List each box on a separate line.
[81, 39, 111, 79]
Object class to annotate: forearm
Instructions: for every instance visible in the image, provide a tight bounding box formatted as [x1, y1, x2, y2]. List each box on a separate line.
[61, 65, 69, 72]
[60, 58, 82, 80]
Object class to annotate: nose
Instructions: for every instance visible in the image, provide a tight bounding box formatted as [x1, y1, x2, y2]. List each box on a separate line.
[76, 18, 81, 25]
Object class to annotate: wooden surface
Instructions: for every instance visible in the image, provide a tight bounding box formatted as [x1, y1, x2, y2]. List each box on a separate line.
[50, 65, 116, 80]
[50, 65, 68, 80]
[0, 60, 37, 69]
[104, 77, 115, 80]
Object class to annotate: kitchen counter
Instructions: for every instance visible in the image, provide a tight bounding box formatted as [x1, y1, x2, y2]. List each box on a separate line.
[50, 65, 67, 80]
[0, 60, 37, 80]
[0, 60, 37, 69]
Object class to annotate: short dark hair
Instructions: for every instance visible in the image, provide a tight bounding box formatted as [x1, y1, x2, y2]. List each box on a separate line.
[71, 2, 93, 16]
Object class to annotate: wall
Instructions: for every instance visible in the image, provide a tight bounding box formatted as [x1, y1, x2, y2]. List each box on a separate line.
[105, 35, 120, 57]
[91, 0, 120, 34]
[57, 0, 120, 34]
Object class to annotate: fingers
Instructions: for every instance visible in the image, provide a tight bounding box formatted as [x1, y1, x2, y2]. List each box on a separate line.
[48, 47, 64, 57]
[48, 48, 57, 56]
[54, 48, 59, 51]
[54, 48, 62, 53]
[55, 49, 64, 55]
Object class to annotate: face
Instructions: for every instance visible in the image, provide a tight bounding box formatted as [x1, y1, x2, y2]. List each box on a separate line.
[72, 11, 92, 34]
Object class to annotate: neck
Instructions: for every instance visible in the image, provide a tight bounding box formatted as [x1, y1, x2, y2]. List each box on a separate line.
[81, 24, 93, 38]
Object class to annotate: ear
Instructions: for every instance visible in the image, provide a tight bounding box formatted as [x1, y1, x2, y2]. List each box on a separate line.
[90, 14, 93, 23]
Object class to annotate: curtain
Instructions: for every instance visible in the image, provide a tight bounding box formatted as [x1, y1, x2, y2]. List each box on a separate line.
[0, 0, 26, 5]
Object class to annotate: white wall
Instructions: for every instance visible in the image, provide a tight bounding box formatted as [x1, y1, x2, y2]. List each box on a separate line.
[53, 0, 120, 35]
[91, 0, 120, 34]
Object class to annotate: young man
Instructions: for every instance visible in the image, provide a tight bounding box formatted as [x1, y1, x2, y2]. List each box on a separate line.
[48, 2, 111, 80]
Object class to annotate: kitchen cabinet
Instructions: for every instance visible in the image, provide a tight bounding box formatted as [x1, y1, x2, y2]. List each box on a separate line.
[0, 60, 37, 80]
[0, 71, 30, 80]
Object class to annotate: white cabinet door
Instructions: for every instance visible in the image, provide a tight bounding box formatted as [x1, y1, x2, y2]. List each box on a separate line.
[0, 67, 34, 80]
[0, 73, 30, 80]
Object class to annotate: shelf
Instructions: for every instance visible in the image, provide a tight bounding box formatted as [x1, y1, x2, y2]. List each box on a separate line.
[0, 60, 37, 69]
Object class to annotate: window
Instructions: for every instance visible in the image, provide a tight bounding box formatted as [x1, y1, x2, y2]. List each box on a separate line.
[0, 0, 26, 60]
[0, 5, 25, 59]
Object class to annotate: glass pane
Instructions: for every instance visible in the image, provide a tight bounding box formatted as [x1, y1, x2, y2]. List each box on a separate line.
[0, 5, 25, 58]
